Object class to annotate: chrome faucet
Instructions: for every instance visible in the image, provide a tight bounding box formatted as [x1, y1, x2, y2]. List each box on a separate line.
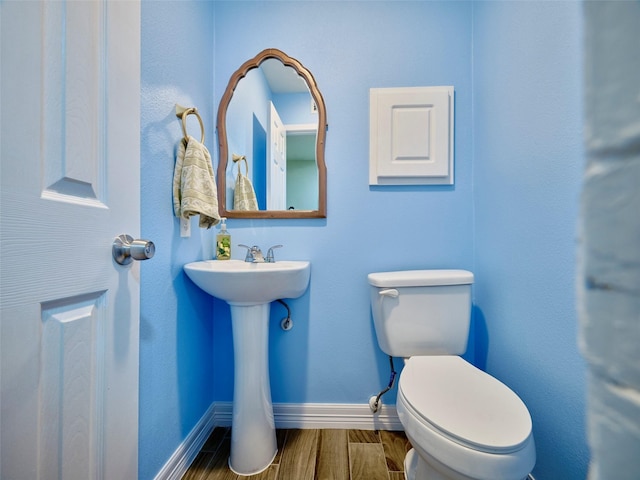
[238, 244, 265, 263]
[238, 244, 283, 263]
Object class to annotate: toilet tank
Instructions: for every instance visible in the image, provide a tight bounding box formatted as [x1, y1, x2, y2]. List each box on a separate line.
[368, 270, 474, 357]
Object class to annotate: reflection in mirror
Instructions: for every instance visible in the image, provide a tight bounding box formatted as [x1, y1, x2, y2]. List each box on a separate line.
[217, 49, 327, 218]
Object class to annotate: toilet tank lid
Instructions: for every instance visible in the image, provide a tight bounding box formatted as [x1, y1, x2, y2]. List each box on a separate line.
[368, 270, 473, 287]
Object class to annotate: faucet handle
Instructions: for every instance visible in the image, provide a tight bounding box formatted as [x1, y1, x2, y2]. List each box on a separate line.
[238, 244, 253, 262]
[266, 245, 283, 263]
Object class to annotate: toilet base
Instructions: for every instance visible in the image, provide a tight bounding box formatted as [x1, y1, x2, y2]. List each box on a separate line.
[405, 447, 457, 480]
[404, 447, 532, 480]
[404, 448, 416, 480]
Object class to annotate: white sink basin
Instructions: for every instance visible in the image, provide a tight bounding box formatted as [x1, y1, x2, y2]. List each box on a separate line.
[183, 259, 310, 305]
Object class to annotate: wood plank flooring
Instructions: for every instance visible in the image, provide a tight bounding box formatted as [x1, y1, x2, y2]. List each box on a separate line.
[182, 428, 411, 480]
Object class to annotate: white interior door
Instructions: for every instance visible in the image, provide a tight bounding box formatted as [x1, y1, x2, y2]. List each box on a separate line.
[0, 1, 141, 479]
[267, 102, 287, 210]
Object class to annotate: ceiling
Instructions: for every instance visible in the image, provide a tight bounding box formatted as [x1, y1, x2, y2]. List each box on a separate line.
[260, 58, 310, 94]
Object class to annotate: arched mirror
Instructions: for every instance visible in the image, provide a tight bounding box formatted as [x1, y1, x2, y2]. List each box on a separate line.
[217, 49, 327, 218]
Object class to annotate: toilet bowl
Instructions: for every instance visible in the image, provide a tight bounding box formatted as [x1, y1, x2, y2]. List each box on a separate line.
[367, 270, 536, 480]
[397, 356, 535, 480]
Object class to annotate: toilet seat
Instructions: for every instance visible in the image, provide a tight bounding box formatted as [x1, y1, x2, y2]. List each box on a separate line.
[399, 356, 532, 454]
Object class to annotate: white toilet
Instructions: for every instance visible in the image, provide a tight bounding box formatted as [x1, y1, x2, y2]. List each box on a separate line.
[368, 270, 535, 480]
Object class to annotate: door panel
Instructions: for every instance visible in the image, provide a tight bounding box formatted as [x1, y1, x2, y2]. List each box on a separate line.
[0, 1, 141, 479]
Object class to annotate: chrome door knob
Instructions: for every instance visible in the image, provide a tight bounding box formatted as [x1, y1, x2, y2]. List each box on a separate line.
[112, 234, 155, 265]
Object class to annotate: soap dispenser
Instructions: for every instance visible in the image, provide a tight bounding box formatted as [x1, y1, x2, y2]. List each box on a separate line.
[216, 217, 231, 260]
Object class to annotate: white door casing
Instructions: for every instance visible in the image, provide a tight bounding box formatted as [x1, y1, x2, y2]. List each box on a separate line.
[1, 1, 141, 479]
[267, 102, 287, 210]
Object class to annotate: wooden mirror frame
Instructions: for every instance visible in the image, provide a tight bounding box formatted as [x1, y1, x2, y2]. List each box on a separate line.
[217, 48, 327, 219]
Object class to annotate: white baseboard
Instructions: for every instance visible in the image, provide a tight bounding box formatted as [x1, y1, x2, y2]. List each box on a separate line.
[154, 401, 401, 480]
[213, 401, 402, 430]
[153, 402, 217, 480]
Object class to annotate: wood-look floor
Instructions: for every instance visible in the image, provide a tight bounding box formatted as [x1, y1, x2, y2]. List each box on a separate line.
[182, 428, 411, 480]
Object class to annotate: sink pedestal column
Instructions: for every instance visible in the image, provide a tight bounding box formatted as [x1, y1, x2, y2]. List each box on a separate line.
[228, 303, 277, 475]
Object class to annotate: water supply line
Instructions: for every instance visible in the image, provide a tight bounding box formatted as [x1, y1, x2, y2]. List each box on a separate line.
[369, 355, 397, 413]
[277, 299, 293, 330]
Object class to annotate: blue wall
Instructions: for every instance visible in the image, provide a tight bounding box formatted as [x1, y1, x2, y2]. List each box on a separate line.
[139, 1, 588, 479]
[210, 0, 474, 405]
[473, 2, 588, 478]
[139, 2, 215, 479]
[225, 65, 271, 209]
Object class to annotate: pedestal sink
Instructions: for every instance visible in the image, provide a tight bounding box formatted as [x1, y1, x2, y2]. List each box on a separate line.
[183, 259, 310, 475]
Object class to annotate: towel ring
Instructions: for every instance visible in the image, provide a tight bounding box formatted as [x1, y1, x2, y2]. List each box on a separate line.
[175, 104, 205, 143]
[232, 154, 249, 175]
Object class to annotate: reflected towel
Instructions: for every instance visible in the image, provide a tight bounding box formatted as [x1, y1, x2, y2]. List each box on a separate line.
[233, 154, 259, 211]
[173, 135, 220, 228]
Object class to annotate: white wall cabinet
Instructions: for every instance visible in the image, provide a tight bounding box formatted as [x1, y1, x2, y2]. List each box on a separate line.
[370, 86, 454, 185]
